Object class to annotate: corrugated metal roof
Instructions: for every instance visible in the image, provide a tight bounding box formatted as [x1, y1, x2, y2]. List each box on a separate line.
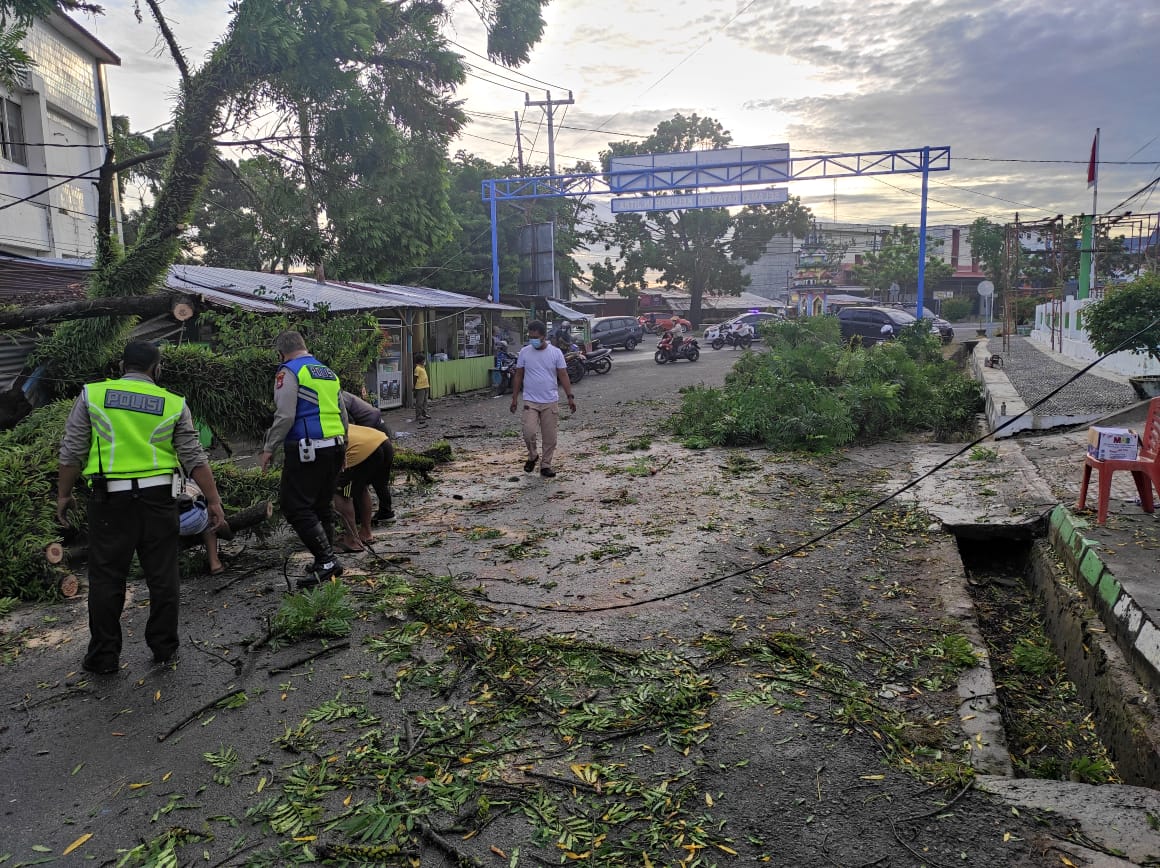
[346, 282, 523, 312]
[0, 332, 37, 391]
[0, 253, 91, 304]
[1, 256, 525, 315]
[166, 267, 524, 313]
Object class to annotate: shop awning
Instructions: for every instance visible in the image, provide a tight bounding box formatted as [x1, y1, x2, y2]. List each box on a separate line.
[546, 299, 592, 321]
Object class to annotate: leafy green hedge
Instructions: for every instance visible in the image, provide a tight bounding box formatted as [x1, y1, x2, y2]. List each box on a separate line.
[0, 402, 75, 600]
[163, 312, 382, 441]
[670, 316, 982, 451]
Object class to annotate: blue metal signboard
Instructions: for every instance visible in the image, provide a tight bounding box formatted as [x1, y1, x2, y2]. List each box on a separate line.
[608, 144, 790, 193]
[483, 145, 950, 318]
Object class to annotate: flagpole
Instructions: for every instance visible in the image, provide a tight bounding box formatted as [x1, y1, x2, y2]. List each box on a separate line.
[1091, 128, 1100, 297]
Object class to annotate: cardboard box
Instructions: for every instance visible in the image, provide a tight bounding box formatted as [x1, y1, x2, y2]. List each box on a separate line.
[1086, 426, 1140, 461]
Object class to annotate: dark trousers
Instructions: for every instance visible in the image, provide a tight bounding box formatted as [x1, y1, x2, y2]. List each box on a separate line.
[415, 388, 429, 418]
[86, 487, 180, 668]
[281, 443, 344, 561]
[339, 440, 395, 522]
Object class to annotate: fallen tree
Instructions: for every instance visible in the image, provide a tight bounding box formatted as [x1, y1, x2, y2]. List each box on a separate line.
[45, 501, 275, 567]
[669, 316, 983, 451]
[0, 294, 197, 331]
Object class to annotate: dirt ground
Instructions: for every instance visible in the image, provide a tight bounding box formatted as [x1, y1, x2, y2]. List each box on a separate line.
[1, 347, 1072, 866]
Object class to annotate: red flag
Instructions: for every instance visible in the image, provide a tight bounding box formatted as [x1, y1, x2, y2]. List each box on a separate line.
[1087, 128, 1100, 188]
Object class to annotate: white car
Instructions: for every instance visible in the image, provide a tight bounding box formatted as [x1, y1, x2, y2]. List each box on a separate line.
[703, 311, 782, 342]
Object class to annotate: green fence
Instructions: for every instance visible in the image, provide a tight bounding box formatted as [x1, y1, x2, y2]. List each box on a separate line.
[427, 356, 494, 399]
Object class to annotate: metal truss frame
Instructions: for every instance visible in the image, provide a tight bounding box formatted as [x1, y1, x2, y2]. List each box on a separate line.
[482, 145, 951, 315]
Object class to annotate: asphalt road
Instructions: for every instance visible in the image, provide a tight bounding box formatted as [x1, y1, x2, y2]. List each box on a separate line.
[0, 341, 1069, 867]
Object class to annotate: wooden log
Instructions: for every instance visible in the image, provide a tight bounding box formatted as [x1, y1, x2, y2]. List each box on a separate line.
[0, 293, 199, 330]
[59, 574, 80, 598]
[47, 501, 274, 565]
[45, 543, 85, 565]
[183, 500, 275, 546]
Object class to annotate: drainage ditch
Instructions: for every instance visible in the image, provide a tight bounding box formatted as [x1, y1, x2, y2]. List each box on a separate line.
[955, 535, 1126, 784]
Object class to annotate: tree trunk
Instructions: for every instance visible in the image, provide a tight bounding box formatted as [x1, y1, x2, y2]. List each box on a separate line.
[34, 35, 274, 396]
[0, 295, 197, 330]
[45, 500, 274, 565]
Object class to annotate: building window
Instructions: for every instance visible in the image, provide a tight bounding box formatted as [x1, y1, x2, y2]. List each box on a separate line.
[1, 98, 28, 166]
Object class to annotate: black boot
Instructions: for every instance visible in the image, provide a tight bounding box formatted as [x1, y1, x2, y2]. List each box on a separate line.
[298, 528, 343, 591]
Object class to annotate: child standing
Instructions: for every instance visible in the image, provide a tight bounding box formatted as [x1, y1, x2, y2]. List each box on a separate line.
[413, 353, 431, 420]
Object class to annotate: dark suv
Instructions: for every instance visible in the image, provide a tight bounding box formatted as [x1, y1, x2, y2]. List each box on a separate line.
[590, 315, 644, 350]
[837, 306, 921, 346]
[886, 305, 954, 344]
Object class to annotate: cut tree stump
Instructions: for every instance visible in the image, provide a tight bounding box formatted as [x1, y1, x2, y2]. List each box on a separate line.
[59, 574, 80, 598]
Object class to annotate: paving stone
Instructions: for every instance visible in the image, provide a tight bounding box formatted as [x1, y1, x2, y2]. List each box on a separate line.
[990, 336, 1138, 417]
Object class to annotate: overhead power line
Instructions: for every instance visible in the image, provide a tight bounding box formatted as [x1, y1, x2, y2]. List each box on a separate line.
[448, 39, 568, 91]
[463, 68, 531, 95]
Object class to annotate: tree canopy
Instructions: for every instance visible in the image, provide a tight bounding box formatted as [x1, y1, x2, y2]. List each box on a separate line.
[24, 0, 551, 397]
[1084, 272, 1160, 362]
[967, 218, 1005, 290]
[851, 225, 953, 303]
[590, 113, 812, 325]
[389, 152, 593, 296]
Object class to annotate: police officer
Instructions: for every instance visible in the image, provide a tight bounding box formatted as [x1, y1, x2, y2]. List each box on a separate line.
[56, 341, 225, 675]
[259, 331, 349, 589]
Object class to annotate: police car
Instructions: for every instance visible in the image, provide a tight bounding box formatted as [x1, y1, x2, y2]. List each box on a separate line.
[703, 311, 782, 343]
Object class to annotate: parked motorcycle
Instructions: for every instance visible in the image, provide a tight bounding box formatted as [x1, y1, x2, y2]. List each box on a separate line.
[564, 351, 586, 383]
[582, 346, 613, 375]
[654, 334, 700, 364]
[711, 328, 753, 351]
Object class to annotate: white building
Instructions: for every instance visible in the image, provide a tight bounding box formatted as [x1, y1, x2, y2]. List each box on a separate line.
[745, 221, 987, 302]
[0, 12, 120, 260]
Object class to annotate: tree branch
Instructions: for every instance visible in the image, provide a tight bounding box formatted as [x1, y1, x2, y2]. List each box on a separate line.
[144, 0, 190, 83]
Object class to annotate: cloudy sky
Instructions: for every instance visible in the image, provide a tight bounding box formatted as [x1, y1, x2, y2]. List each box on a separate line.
[84, 0, 1160, 230]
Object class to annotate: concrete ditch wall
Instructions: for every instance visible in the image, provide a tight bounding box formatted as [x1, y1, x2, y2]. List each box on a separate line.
[1028, 536, 1160, 788]
[1047, 505, 1160, 696]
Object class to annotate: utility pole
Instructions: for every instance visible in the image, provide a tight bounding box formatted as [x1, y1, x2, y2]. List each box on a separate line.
[525, 90, 574, 175]
[525, 90, 575, 298]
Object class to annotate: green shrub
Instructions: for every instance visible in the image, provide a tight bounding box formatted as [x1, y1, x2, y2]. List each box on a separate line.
[0, 402, 75, 600]
[941, 297, 974, 322]
[669, 315, 982, 451]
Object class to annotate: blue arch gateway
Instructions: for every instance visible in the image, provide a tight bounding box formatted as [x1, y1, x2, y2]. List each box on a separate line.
[482, 145, 951, 318]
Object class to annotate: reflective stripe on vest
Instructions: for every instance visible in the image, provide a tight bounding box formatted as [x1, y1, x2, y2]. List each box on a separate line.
[82, 379, 184, 478]
[283, 355, 344, 442]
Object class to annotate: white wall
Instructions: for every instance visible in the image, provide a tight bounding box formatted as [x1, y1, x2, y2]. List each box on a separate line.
[0, 18, 109, 259]
[1031, 297, 1160, 377]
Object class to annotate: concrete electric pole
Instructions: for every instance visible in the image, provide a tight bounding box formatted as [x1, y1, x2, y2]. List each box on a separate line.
[524, 90, 574, 175]
[524, 91, 575, 298]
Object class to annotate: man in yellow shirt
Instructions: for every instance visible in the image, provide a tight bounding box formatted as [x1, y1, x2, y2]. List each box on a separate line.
[413, 353, 431, 421]
[333, 424, 393, 551]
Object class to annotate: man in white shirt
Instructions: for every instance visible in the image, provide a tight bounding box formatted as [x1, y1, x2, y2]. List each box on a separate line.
[509, 320, 577, 478]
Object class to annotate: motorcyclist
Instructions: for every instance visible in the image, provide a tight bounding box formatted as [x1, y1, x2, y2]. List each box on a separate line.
[495, 341, 516, 394]
[665, 319, 685, 358]
[730, 320, 755, 347]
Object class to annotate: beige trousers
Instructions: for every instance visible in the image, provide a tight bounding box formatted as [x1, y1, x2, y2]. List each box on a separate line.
[522, 401, 559, 468]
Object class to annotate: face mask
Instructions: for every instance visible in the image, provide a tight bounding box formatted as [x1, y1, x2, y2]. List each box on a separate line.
[530, 338, 543, 349]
